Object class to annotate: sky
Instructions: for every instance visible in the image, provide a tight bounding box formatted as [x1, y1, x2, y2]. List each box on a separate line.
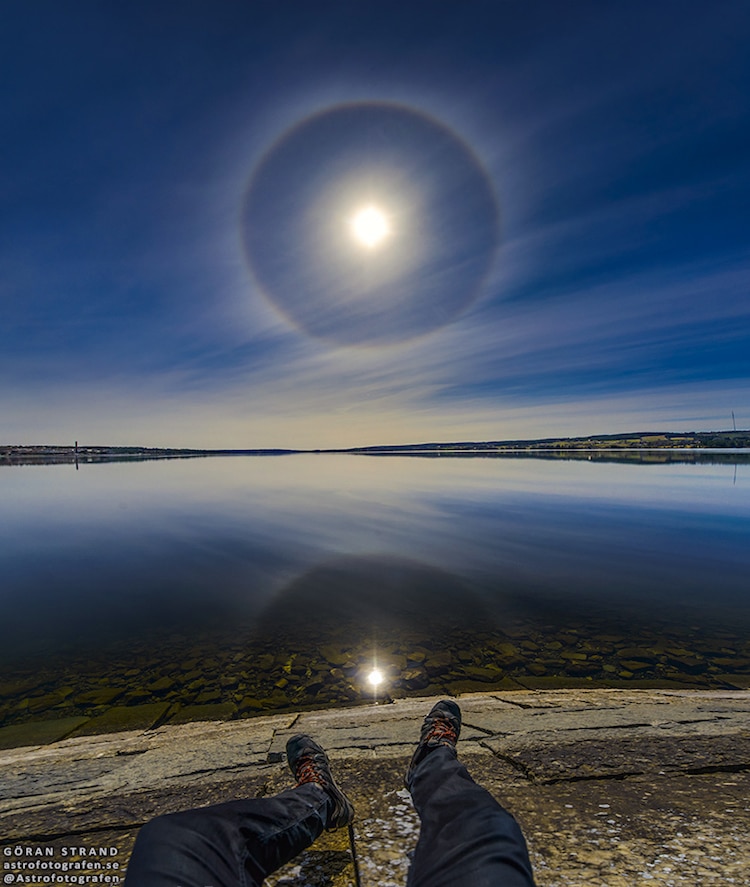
[2, 0, 750, 449]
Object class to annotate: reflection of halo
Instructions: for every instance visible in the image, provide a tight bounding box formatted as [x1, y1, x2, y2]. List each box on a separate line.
[242, 102, 500, 346]
[256, 554, 493, 640]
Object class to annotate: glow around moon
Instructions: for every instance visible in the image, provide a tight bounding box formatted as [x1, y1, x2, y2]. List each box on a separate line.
[242, 102, 499, 346]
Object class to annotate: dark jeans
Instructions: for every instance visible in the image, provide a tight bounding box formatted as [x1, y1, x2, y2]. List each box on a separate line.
[124, 747, 535, 886]
[407, 746, 535, 887]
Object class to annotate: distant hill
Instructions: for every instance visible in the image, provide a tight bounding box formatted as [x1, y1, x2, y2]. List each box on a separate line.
[2, 430, 749, 466]
[330, 430, 750, 455]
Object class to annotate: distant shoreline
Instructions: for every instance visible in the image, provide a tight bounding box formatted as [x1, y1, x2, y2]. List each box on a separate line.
[324, 428, 750, 455]
[0, 445, 297, 466]
[2, 430, 750, 466]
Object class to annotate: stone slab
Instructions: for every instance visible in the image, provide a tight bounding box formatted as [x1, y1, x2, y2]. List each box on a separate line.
[480, 732, 750, 783]
[0, 716, 89, 750]
[268, 697, 488, 759]
[71, 702, 173, 736]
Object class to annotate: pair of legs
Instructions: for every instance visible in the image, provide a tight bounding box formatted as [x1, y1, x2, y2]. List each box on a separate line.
[124, 701, 535, 886]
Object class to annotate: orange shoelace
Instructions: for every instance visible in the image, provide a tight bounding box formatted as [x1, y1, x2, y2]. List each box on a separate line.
[427, 721, 457, 743]
[296, 756, 323, 785]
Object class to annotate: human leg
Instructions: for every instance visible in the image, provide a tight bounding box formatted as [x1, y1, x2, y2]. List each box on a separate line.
[406, 701, 535, 887]
[124, 783, 330, 887]
[124, 733, 353, 887]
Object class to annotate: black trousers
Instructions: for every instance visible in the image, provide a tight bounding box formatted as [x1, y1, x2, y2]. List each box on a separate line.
[124, 747, 535, 886]
[407, 746, 535, 887]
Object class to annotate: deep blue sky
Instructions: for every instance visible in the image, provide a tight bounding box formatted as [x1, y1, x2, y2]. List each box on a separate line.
[3, 1, 749, 447]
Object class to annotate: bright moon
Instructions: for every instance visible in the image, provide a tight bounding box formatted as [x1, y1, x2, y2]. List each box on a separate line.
[350, 206, 390, 248]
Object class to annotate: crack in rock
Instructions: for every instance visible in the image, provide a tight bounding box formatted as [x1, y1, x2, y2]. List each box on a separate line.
[539, 770, 644, 785]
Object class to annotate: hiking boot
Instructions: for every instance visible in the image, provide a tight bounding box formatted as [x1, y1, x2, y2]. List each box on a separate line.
[286, 733, 355, 830]
[405, 699, 462, 787]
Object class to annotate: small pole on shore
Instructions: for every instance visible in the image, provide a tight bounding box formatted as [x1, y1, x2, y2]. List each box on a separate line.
[75, 440, 79, 470]
[348, 822, 362, 887]
[732, 411, 737, 432]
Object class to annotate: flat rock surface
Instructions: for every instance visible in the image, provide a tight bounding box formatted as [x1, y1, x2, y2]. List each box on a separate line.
[1, 689, 749, 885]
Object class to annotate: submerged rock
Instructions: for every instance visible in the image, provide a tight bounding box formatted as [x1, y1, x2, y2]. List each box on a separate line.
[72, 702, 171, 736]
[194, 689, 222, 704]
[75, 688, 127, 707]
[423, 651, 453, 675]
[147, 677, 176, 693]
[169, 702, 236, 724]
[237, 696, 268, 713]
[462, 665, 501, 682]
[0, 716, 89, 750]
[320, 645, 349, 666]
[399, 668, 430, 690]
[619, 660, 652, 672]
[27, 687, 75, 714]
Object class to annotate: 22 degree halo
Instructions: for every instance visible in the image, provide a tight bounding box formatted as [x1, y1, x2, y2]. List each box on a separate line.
[242, 102, 500, 346]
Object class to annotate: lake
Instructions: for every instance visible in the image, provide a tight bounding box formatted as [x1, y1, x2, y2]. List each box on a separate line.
[1, 453, 749, 741]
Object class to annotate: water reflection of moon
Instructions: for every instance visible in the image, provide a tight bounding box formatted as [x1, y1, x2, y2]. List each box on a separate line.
[242, 102, 500, 346]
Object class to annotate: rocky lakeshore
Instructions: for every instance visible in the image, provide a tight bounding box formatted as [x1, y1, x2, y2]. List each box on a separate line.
[2, 689, 749, 886]
[3, 615, 750, 752]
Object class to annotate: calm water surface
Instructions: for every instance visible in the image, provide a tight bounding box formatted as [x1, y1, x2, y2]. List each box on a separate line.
[2, 454, 749, 735]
